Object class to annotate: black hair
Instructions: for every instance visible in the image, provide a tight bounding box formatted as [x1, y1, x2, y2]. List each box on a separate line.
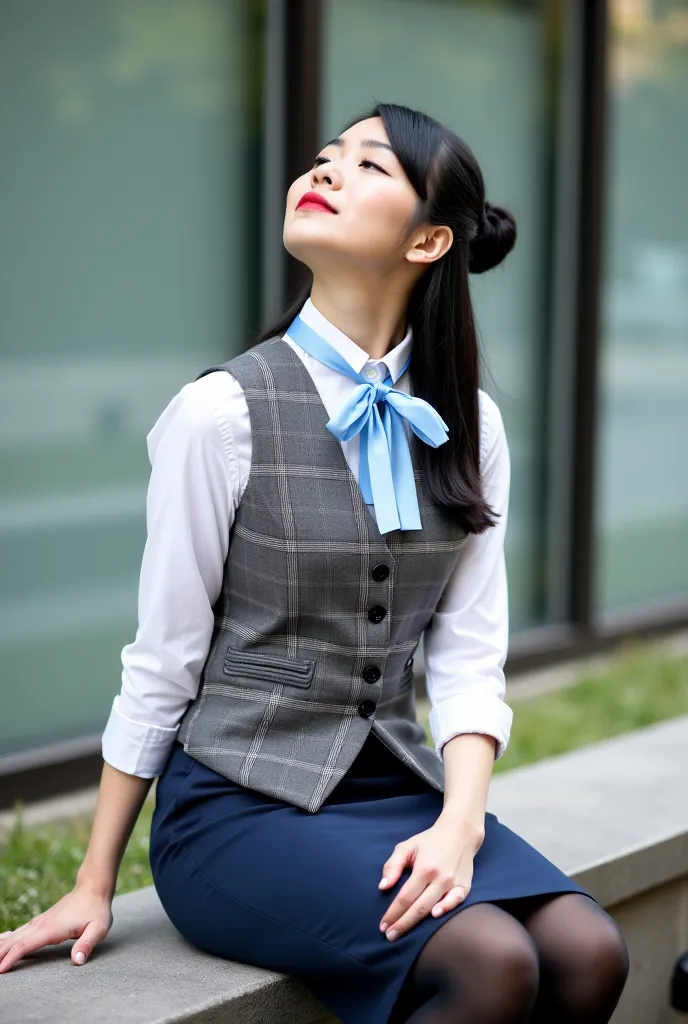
[256, 101, 517, 534]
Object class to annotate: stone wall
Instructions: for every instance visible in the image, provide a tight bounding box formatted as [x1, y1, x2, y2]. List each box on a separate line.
[487, 714, 688, 1024]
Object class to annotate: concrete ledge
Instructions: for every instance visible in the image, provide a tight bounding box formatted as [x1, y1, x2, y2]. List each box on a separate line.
[0, 885, 333, 1024]
[3, 715, 688, 1023]
[486, 713, 688, 907]
[486, 715, 688, 1024]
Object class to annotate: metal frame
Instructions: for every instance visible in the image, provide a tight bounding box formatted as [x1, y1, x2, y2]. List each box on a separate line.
[261, 0, 321, 323]
[2, 0, 687, 812]
[283, 0, 321, 301]
[260, 0, 288, 325]
[544, 0, 587, 627]
[569, 0, 608, 633]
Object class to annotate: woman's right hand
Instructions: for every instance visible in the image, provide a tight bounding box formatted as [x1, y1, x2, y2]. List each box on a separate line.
[0, 883, 113, 973]
[0, 761, 153, 975]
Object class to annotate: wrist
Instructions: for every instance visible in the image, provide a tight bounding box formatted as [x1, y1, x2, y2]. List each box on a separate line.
[76, 864, 116, 901]
[438, 805, 486, 842]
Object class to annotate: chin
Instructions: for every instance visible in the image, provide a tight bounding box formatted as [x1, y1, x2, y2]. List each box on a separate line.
[283, 230, 339, 266]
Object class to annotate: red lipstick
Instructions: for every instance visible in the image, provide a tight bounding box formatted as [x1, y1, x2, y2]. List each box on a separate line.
[296, 191, 337, 214]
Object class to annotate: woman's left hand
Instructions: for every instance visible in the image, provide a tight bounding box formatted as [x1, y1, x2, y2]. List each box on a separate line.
[378, 813, 485, 941]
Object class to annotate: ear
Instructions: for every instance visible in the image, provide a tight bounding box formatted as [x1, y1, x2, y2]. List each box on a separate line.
[405, 224, 453, 266]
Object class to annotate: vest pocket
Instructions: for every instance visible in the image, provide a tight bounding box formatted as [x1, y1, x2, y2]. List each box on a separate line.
[222, 645, 316, 689]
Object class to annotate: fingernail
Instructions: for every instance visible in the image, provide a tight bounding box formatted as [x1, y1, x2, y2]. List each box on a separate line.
[386, 930, 398, 941]
[380, 921, 388, 932]
[75, 951, 86, 965]
[379, 878, 389, 888]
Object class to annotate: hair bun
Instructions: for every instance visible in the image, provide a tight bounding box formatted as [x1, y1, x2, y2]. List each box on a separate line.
[469, 200, 517, 274]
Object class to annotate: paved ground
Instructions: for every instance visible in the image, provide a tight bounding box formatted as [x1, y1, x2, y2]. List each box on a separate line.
[2, 628, 687, 837]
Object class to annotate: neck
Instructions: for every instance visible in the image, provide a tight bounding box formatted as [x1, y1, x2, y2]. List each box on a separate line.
[309, 274, 411, 361]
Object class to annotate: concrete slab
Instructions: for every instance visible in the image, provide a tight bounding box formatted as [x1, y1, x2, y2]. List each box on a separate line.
[0, 886, 332, 1024]
[486, 713, 688, 906]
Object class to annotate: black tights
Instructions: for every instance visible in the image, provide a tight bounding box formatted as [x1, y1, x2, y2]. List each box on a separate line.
[389, 892, 630, 1024]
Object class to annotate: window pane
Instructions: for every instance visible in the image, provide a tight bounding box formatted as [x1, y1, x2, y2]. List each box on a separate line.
[322, 0, 558, 632]
[595, 0, 688, 615]
[0, 0, 262, 756]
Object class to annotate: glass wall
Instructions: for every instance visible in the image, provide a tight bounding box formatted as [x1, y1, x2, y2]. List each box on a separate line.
[321, 0, 560, 632]
[595, 0, 688, 616]
[0, 0, 263, 756]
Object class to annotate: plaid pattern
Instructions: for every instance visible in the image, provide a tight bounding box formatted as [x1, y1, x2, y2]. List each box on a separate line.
[176, 337, 470, 812]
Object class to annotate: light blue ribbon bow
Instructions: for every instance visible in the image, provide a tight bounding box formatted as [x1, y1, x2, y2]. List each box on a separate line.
[286, 314, 450, 534]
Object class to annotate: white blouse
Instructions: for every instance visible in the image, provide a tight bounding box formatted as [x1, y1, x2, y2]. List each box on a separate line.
[101, 297, 514, 778]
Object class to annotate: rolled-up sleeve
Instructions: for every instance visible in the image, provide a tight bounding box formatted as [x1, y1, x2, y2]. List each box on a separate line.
[101, 373, 244, 778]
[425, 391, 513, 761]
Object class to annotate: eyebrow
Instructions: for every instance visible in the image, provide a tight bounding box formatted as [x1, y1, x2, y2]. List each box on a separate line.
[321, 137, 394, 153]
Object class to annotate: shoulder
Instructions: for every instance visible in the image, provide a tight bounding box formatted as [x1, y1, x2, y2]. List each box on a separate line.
[145, 370, 247, 466]
[195, 337, 286, 386]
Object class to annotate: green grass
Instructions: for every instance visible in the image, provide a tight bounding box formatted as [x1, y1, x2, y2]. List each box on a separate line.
[418, 640, 688, 774]
[2, 640, 688, 932]
[0, 801, 156, 932]
[494, 642, 688, 772]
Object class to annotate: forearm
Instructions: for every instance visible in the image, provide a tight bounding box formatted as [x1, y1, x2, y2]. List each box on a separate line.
[439, 732, 497, 832]
[75, 761, 155, 901]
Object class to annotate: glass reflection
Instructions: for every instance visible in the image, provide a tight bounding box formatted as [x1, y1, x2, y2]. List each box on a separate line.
[596, 0, 688, 614]
[0, 0, 262, 755]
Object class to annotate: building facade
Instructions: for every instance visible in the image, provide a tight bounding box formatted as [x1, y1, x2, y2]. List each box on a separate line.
[1, 0, 687, 805]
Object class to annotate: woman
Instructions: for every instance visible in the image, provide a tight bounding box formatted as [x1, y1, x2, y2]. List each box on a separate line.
[0, 103, 629, 1023]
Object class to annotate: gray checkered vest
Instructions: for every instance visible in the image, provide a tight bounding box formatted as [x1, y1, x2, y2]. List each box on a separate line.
[176, 336, 470, 812]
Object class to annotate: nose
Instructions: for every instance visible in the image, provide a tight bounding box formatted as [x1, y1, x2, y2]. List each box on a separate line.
[311, 161, 342, 190]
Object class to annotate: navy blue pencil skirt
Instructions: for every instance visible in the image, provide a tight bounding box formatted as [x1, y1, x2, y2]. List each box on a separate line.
[149, 733, 597, 1024]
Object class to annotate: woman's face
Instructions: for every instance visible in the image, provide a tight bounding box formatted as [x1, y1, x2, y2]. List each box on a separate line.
[283, 117, 421, 273]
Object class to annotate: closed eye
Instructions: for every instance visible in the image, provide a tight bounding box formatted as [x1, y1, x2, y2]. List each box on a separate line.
[313, 155, 390, 176]
[360, 158, 389, 174]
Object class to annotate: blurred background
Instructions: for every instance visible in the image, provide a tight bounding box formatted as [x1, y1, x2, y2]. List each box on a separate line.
[1, 0, 687, 803]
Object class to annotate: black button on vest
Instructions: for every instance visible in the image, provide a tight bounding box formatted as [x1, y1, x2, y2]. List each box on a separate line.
[368, 605, 386, 623]
[362, 664, 381, 684]
[358, 699, 377, 718]
[371, 563, 390, 582]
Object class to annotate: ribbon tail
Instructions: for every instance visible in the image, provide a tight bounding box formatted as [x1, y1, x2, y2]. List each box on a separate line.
[387, 409, 422, 530]
[358, 422, 373, 503]
[367, 406, 400, 534]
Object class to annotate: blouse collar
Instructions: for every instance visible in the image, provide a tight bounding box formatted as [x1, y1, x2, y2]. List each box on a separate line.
[294, 296, 413, 385]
